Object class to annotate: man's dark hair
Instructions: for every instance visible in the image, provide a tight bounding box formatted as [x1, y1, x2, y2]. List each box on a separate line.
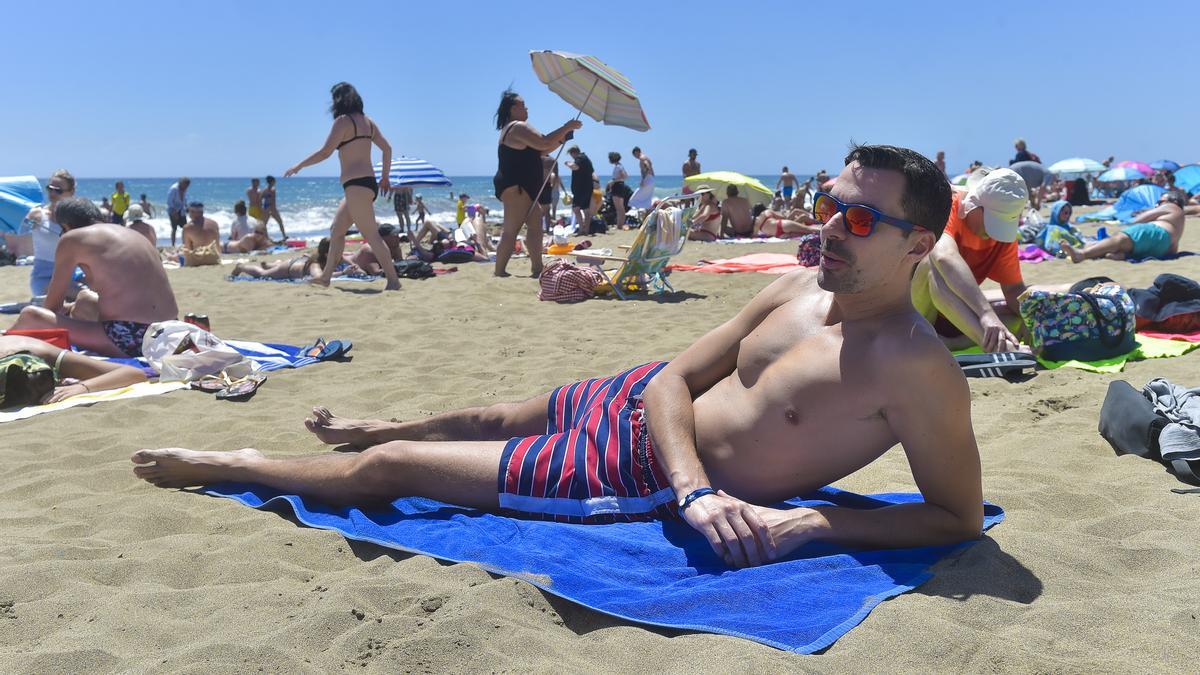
[608, 151, 621, 163]
[266, 175, 276, 184]
[53, 197, 102, 229]
[252, 177, 260, 185]
[1162, 193, 1186, 208]
[843, 144, 952, 237]
[330, 81, 364, 118]
[726, 184, 738, 197]
[632, 146, 641, 155]
[234, 200, 247, 215]
[188, 201, 204, 210]
[494, 89, 520, 130]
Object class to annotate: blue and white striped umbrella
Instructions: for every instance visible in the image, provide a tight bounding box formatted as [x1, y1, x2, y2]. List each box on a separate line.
[373, 157, 452, 187]
[1098, 166, 1146, 182]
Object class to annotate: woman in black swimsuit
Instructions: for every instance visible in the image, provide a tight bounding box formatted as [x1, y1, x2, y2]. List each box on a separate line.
[492, 89, 582, 277]
[284, 82, 402, 290]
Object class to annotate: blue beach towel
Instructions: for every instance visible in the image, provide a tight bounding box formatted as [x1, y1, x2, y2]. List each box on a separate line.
[202, 484, 1004, 653]
[100, 338, 343, 376]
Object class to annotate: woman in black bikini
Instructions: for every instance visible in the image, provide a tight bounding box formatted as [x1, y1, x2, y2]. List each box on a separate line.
[492, 89, 582, 277]
[284, 82, 402, 290]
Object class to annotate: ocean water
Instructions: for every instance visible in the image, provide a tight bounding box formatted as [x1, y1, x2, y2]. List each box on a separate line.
[68, 173, 806, 246]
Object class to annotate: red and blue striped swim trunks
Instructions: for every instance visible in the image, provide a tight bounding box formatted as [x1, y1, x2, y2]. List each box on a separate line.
[497, 362, 677, 523]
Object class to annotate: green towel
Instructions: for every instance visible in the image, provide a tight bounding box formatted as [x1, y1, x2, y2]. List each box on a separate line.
[953, 335, 1199, 373]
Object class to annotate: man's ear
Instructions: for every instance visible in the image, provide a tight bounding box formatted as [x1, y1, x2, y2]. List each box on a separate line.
[908, 230, 937, 261]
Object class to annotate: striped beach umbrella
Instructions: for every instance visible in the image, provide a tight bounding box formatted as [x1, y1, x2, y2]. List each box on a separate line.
[1098, 167, 1146, 182]
[373, 157, 452, 187]
[529, 50, 650, 131]
[1047, 157, 1106, 176]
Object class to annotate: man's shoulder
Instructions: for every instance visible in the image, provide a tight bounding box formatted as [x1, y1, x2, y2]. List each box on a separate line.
[872, 314, 959, 382]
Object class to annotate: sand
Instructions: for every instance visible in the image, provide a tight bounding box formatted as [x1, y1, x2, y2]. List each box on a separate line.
[2, 217, 1200, 672]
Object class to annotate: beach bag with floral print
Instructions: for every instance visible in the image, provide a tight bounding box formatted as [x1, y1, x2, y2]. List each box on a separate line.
[796, 234, 821, 267]
[1018, 278, 1137, 361]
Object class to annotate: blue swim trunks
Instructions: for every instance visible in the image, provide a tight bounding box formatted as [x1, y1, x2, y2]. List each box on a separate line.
[782, 185, 794, 199]
[1122, 222, 1172, 259]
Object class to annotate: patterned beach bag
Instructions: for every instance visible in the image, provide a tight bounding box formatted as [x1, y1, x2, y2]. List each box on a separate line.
[538, 259, 606, 302]
[1019, 279, 1137, 361]
[796, 234, 821, 267]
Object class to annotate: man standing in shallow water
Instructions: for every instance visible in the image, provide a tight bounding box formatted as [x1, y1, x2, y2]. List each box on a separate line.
[133, 145, 985, 569]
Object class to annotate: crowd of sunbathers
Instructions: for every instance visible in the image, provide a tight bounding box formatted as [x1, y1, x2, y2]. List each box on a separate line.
[685, 178, 820, 242]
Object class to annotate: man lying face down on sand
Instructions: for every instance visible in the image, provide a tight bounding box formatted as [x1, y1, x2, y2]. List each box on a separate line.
[11, 197, 179, 358]
[133, 144, 984, 568]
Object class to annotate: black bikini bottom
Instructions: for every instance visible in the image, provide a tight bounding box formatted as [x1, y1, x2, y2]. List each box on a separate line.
[343, 175, 379, 198]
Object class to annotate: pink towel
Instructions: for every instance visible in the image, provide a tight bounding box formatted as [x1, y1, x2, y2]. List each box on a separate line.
[667, 253, 803, 275]
[1139, 329, 1200, 343]
[1018, 245, 1055, 263]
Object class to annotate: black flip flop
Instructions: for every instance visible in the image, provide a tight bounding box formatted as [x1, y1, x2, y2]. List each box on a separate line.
[216, 374, 267, 401]
[955, 352, 1038, 380]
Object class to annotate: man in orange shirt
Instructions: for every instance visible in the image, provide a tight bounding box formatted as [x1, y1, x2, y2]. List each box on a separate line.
[912, 168, 1029, 352]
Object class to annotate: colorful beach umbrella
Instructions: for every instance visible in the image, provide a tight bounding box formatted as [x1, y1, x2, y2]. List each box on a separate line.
[1149, 159, 1180, 172]
[529, 50, 650, 131]
[1098, 167, 1146, 182]
[373, 157, 452, 188]
[684, 171, 773, 206]
[1047, 158, 1106, 175]
[1115, 160, 1154, 176]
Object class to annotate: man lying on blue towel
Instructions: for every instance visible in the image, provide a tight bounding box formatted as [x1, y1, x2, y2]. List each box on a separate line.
[133, 144, 984, 569]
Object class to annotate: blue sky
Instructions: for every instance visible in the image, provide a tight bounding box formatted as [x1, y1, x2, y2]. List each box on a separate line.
[3, 0, 1197, 178]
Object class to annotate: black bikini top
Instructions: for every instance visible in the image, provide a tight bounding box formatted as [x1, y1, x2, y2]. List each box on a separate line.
[337, 115, 374, 149]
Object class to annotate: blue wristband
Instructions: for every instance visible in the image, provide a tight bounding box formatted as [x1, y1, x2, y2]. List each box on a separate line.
[678, 487, 716, 513]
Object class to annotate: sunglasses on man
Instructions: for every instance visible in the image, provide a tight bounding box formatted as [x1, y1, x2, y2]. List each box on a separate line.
[812, 191, 923, 237]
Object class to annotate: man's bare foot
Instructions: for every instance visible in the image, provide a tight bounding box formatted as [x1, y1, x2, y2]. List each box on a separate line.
[308, 277, 331, 288]
[304, 406, 389, 447]
[385, 280, 402, 291]
[232, 262, 245, 275]
[494, 270, 511, 277]
[1058, 241, 1084, 263]
[131, 447, 263, 488]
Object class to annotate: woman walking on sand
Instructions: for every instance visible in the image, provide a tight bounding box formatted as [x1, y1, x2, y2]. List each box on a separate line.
[491, 89, 581, 277]
[285, 82, 402, 290]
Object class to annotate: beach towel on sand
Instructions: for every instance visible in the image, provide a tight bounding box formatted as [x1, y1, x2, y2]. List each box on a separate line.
[202, 484, 1003, 653]
[667, 253, 803, 275]
[1, 339, 347, 422]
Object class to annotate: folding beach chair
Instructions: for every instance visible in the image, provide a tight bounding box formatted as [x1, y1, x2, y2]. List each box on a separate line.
[568, 192, 703, 299]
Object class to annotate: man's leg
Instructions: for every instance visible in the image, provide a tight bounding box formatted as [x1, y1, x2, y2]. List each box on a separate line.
[69, 289, 101, 321]
[11, 306, 125, 356]
[1060, 234, 1132, 263]
[132, 439, 506, 509]
[305, 390, 553, 447]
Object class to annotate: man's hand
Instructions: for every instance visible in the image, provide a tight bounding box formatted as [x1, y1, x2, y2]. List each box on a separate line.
[749, 504, 826, 560]
[283, 165, 301, 178]
[980, 312, 1021, 353]
[680, 489, 777, 567]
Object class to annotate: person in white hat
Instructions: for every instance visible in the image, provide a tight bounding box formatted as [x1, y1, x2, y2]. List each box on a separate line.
[911, 167, 1033, 353]
[123, 203, 157, 247]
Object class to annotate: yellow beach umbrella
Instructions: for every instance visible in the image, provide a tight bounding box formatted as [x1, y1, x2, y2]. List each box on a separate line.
[684, 171, 773, 206]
